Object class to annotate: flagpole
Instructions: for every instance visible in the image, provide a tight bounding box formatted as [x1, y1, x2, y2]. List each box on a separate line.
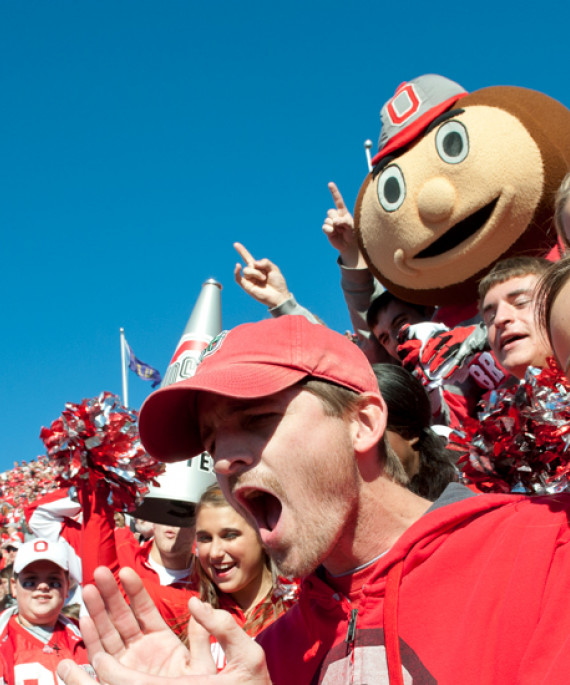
[120, 327, 129, 407]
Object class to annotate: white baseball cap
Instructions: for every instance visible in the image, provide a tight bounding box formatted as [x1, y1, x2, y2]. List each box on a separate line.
[14, 538, 69, 574]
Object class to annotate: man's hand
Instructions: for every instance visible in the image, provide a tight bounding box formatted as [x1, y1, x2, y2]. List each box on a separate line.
[322, 182, 365, 268]
[234, 242, 291, 309]
[57, 567, 271, 685]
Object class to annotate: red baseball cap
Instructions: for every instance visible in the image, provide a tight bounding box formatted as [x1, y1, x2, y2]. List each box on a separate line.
[139, 315, 380, 463]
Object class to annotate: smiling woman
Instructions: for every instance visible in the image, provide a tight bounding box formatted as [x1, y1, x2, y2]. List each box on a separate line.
[192, 485, 298, 639]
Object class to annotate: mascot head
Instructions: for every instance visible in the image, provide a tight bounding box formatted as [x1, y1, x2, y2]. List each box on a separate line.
[354, 74, 570, 306]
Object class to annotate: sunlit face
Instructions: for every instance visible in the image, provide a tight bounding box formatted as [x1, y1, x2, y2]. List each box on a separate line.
[12, 560, 68, 628]
[482, 274, 552, 379]
[549, 278, 570, 377]
[198, 387, 361, 577]
[372, 300, 427, 360]
[196, 504, 267, 605]
[357, 106, 543, 301]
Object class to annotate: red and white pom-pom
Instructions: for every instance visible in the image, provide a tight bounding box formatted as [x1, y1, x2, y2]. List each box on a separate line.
[40, 392, 165, 510]
[453, 359, 570, 494]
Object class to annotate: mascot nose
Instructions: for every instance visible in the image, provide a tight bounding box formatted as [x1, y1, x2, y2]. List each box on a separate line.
[416, 177, 456, 223]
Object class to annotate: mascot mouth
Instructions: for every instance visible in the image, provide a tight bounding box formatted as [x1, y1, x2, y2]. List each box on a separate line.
[414, 198, 499, 259]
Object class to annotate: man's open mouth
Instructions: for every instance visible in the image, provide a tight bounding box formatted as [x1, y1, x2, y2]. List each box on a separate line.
[500, 332, 526, 350]
[236, 487, 283, 535]
[414, 198, 499, 259]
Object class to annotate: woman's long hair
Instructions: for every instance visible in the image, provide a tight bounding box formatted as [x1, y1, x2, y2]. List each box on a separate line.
[373, 364, 458, 500]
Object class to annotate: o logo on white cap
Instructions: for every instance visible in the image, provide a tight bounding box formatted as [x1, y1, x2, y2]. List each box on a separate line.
[386, 84, 421, 126]
[34, 540, 48, 553]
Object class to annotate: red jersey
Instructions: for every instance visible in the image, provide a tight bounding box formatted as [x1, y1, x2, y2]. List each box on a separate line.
[0, 608, 93, 685]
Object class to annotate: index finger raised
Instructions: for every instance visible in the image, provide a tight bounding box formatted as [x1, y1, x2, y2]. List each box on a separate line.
[234, 241, 256, 266]
[328, 182, 347, 212]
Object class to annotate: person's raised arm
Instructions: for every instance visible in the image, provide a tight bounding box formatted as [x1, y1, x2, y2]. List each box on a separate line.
[234, 242, 321, 324]
[322, 182, 387, 361]
[233, 242, 291, 309]
[322, 182, 367, 269]
[79, 482, 121, 587]
[57, 566, 272, 685]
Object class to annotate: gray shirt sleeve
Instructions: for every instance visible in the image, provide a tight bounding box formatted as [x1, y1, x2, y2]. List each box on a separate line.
[339, 262, 391, 364]
[269, 294, 321, 325]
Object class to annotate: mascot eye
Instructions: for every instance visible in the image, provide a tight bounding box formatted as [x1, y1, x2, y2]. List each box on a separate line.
[435, 121, 469, 164]
[377, 165, 406, 212]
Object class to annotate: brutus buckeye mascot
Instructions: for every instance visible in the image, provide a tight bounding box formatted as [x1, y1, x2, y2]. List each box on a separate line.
[355, 74, 570, 310]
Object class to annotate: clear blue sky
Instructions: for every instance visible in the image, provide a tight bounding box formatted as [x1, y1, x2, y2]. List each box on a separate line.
[1, 0, 568, 472]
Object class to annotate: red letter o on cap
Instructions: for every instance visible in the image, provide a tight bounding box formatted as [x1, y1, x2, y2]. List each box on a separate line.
[34, 540, 48, 553]
[386, 84, 421, 125]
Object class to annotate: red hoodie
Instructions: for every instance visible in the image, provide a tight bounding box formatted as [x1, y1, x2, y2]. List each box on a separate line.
[257, 484, 570, 684]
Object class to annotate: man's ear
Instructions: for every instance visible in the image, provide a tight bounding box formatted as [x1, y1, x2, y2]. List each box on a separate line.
[351, 393, 387, 457]
[10, 576, 17, 599]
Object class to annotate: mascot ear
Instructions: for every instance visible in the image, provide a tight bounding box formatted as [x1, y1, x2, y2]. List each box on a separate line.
[354, 173, 372, 260]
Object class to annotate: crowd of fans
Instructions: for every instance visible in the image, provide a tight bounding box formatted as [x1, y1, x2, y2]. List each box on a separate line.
[0, 457, 58, 525]
[2, 164, 570, 684]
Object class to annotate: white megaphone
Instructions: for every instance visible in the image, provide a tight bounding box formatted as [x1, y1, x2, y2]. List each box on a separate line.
[134, 279, 222, 526]
[131, 456, 216, 527]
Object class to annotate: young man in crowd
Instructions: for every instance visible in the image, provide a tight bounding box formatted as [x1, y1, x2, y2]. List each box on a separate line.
[58, 315, 570, 685]
[365, 290, 432, 361]
[479, 256, 553, 380]
[0, 538, 93, 684]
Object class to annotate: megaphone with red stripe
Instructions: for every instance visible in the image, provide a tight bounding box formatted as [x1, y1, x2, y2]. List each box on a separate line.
[131, 279, 222, 525]
[161, 278, 222, 387]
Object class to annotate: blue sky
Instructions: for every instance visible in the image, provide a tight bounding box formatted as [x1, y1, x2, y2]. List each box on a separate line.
[1, 0, 568, 472]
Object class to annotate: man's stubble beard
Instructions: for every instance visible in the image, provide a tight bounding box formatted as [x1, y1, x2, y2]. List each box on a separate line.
[267, 432, 359, 578]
